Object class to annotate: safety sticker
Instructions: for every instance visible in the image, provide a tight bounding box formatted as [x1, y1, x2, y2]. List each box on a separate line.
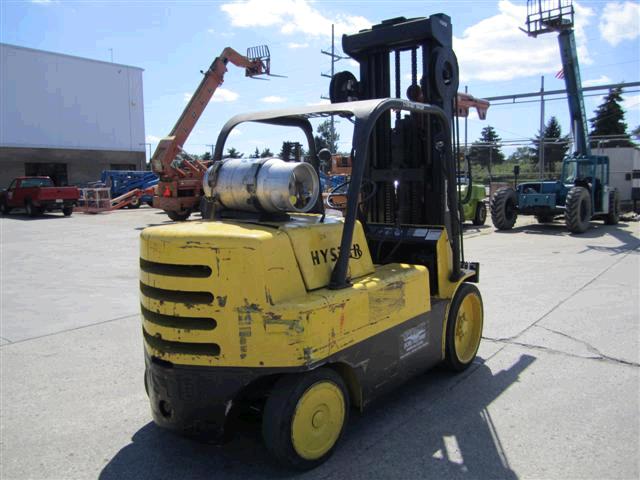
[400, 324, 428, 359]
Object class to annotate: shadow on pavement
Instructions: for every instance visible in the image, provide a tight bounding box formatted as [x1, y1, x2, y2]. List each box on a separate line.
[494, 220, 639, 250]
[100, 354, 535, 480]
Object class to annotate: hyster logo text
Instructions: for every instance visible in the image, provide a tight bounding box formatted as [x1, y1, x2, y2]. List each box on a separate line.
[310, 244, 363, 265]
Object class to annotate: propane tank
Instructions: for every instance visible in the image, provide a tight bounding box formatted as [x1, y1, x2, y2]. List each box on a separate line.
[203, 157, 320, 213]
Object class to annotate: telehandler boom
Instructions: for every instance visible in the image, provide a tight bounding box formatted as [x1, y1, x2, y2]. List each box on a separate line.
[150, 46, 272, 221]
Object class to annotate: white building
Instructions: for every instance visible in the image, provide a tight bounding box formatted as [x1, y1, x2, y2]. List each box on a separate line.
[596, 146, 640, 211]
[0, 43, 145, 187]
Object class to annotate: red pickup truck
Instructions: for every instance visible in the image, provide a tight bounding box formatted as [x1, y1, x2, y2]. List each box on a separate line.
[0, 176, 80, 217]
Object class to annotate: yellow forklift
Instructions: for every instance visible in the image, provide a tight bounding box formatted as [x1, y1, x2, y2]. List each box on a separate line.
[140, 14, 483, 470]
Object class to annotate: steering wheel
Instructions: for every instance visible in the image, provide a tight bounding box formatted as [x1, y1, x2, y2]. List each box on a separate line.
[325, 179, 377, 210]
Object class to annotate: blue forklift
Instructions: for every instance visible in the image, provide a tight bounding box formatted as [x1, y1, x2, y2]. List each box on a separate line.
[490, 0, 619, 233]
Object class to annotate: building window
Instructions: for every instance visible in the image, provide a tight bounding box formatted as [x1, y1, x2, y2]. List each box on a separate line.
[25, 163, 69, 186]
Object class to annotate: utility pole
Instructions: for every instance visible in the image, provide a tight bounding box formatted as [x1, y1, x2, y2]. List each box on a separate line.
[464, 85, 468, 152]
[140, 143, 152, 169]
[205, 144, 215, 158]
[539, 75, 545, 179]
[321, 24, 347, 153]
[109, 48, 114, 63]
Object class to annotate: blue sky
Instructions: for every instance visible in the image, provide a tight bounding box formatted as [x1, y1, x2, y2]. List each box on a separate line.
[2, 0, 639, 159]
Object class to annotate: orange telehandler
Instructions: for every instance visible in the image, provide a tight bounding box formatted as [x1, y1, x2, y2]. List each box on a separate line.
[150, 46, 273, 221]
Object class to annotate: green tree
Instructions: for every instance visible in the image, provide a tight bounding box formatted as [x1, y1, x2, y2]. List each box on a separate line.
[314, 119, 340, 153]
[225, 147, 243, 158]
[279, 141, 292, 161]
[250, 147, 260, 158]
[589, 87, 633, 147]
[468, 126, 505, 174]
[507, 146, 534, 164]
[201, 151, 212, 161]
[260, 148, 273, 158]
[279, 142, 304, 161]
[531, 116, 570, 173]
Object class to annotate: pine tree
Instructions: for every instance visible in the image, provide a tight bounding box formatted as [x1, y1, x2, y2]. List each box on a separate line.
[250, 147, 260, 158]
[314, 119, 340, 153]
[530, 116, 570, 173]
[279, 141, 293, 161]
[225, 147, 243, 158]
[468, 126, 505, 174]
[260, 148, 273, 158]
[589, 87, 632, 147]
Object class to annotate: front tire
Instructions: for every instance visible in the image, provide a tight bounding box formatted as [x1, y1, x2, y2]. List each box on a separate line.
[0, 202, 10, 215]
[262, 368, 349, 471]
[62, 206, 73, 217]
[166, 209, 191, 221]
[445, 283, 484, 372]
[565, 186, 591, 233]
[490, 187, 518, 230]
[472, 202, 487, 226]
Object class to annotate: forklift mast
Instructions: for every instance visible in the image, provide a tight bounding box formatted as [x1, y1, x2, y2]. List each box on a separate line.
[331, 14, 463, 277]
[524, 0, 590, 156]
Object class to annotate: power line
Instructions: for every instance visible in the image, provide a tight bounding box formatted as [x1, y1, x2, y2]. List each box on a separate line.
[483, 81, 640, 103]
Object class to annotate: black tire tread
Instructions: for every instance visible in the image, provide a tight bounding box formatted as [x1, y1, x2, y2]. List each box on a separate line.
[565, 186, 591, 233]
[472, 202, 487, 226]
[490, 187, 517, 230]
[444, 283, 484, 372]
[166, 209, 191, 221]
[262, 368, 349, 471]
[604, 191, 619, 225]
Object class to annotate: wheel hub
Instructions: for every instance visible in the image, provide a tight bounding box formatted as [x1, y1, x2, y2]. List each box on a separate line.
[454, 293, 483, 364]
[291, 382, 345, 460]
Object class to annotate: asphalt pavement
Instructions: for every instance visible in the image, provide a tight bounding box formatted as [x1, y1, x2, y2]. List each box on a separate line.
[1, 207, 638, 479]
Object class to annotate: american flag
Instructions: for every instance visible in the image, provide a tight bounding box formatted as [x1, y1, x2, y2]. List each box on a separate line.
[555, 69, 564, 79]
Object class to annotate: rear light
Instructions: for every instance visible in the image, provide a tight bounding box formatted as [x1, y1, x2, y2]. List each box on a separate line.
[163, 186, 172, 197]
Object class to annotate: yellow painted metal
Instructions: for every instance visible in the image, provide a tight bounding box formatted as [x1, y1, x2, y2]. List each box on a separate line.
[140, 216, 431, 368]
[453, 291, 483, 364]
[291, 381, 346, 460]
[280, 215, 374, 291]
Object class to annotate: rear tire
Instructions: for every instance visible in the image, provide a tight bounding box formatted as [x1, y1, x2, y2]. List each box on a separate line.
[25, 201, 38, 217]
[62, 206, 73, 217]
[262, 368, 349, 471]
[565, 186, 591, 233]
[445, 283, 484, 372]
[490, 187, 518, 230]
[472, 202, 487, 226]
[128, 196, 141, 209]
[0, 202, 10, 215]
[166, 209, 191, 221]
[604, 191, 619, 225]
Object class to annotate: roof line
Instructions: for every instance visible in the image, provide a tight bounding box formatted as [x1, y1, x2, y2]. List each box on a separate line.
[0, 42, 144, 72]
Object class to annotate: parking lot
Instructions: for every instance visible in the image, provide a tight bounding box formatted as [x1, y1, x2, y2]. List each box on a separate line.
[1, 207, 638, 479]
